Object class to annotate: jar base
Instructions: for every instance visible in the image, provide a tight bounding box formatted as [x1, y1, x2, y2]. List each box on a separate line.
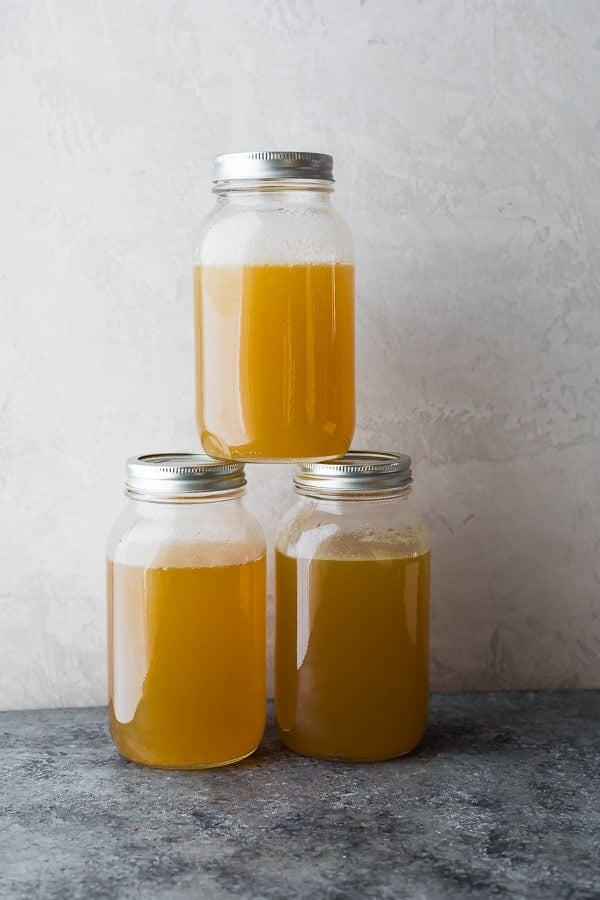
[277, 723, 426, 763]
[200, 430, 352, 464]
[223, 454, 349, 465]
[113, 745, 259, 770]
[279, 741, 423, 763]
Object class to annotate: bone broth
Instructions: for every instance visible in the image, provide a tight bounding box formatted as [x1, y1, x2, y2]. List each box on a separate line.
[194, 262, 354, 461]
[275, 547, 430, 761]
[108, 546, 266, 768]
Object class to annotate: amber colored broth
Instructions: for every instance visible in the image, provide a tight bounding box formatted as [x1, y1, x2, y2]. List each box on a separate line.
[194, 263, 355, 461]
[275, 549, 430, 761]
[107, 546, 266, 768]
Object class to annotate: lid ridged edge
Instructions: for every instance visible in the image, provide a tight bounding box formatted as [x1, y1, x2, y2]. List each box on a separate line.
[294, 450, 412, 495]
[213, 150, 334, 183]
[126, 453, 246, 498]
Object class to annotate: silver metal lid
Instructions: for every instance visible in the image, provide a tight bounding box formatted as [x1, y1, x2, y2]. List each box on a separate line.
[213, 151, 334, 184]
[294, 451, 412, 496]
[125, 453, 246, 499]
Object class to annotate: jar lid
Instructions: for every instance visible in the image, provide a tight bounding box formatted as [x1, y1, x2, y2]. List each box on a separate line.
[213, 151, 334, 184]
[294, 451, 412, 497]
[125, 453, 246, 499]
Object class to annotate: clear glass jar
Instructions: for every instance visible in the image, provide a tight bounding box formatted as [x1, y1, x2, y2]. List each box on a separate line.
[106, 454, 266, 769]
[194, 150, 355, 463]
[275, 452, 430, 762]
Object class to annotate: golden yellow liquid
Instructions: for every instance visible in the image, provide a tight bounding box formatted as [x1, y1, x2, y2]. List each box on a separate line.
[107, 545, 266, 768]
[194, 263, 355, 461]
[275, 548, 430, 761]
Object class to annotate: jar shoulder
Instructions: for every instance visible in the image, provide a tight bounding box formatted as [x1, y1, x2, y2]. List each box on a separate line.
[107, 501, 266, 567]
[276, 499, 430, 561]
[194, 199, 354, 266]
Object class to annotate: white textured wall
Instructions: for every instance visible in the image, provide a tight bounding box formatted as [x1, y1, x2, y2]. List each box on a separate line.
[1, 0, 599, 710]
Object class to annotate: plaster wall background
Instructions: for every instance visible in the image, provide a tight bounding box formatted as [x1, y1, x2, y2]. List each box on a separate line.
[1, 0, 599, 709]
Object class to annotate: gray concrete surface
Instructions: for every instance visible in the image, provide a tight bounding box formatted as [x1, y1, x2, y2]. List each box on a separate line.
[1, 692, 599, 899]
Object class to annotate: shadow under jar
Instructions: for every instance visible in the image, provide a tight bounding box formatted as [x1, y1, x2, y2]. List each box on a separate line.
[106, 454, 266, 769]
[275, 452, 431, 762]
[193, 151, 355, 463]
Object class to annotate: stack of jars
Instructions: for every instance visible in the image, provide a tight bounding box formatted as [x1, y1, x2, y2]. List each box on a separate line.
[106, 152, 431, 768]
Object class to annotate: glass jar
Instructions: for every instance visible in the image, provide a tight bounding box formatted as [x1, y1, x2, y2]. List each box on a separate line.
[193, 150, 355, 462]
[106, 454, 266, 769]
[275, 452, 430, 762]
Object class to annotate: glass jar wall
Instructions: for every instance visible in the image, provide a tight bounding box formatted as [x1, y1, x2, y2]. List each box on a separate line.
[194, 151, 355, 463]
[275, 452, 430, 762]
[106, 454, 266, 769]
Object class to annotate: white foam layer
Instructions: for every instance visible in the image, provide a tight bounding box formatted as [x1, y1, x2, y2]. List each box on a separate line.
[196, 206, 354, 266]
[277, 521, 430, 560]
[111, 542, 266, 569]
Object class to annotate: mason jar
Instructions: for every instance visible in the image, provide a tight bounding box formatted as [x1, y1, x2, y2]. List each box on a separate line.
[106, 453, 266, 769]
[193, 150, 355, 462]
[275, 452, 431, 762]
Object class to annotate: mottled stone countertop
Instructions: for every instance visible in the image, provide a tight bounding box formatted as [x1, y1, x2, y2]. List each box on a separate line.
[1, 692, 598, 899]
